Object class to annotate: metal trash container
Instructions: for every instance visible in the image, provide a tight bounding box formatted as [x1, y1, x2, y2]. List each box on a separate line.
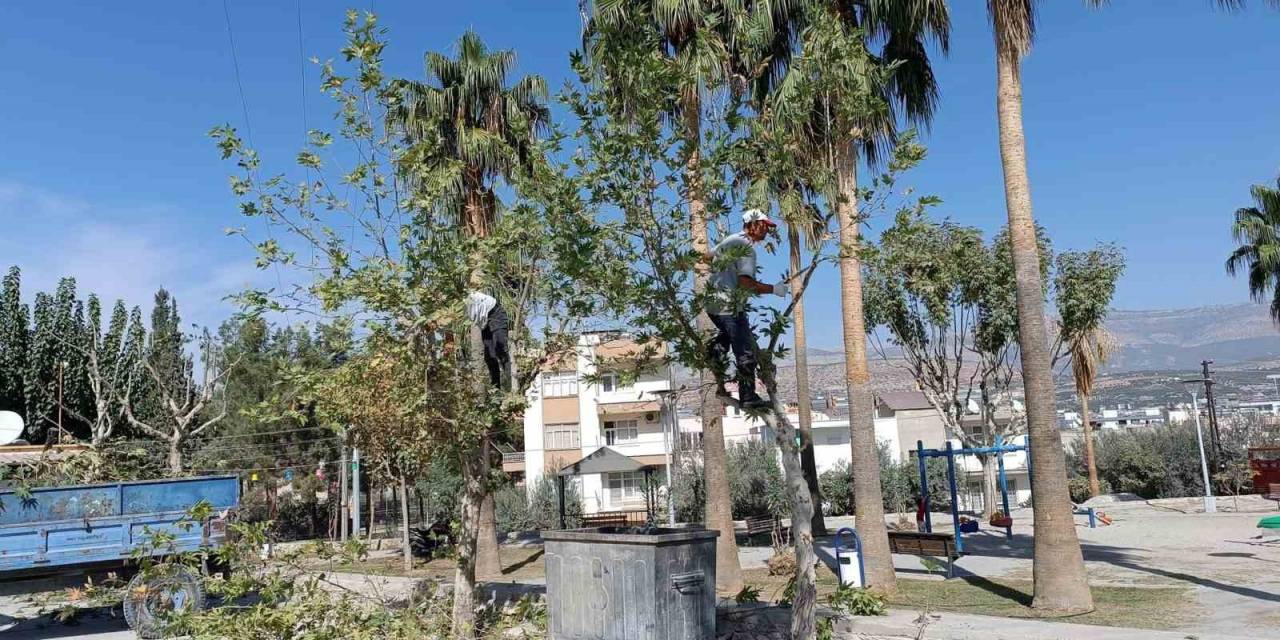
[543, 526, 719, 640]
[833, 527, 864, 588]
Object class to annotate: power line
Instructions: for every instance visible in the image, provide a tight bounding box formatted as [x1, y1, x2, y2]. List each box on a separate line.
[221, 0, 254, 147]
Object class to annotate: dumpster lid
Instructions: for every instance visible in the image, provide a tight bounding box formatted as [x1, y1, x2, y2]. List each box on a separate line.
[542, 526, 719, 545]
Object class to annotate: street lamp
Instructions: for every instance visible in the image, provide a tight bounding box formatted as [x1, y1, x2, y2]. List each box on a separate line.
[653, 388, 681, 526]
[1180, 379, 1216, 514]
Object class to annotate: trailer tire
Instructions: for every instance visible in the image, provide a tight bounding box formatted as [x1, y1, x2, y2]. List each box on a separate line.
[123, 565, 206, 639]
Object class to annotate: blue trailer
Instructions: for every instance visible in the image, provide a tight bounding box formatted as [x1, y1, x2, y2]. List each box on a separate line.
[0, 475, 240, 637]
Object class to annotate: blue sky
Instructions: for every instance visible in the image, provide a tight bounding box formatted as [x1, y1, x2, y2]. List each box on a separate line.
[1, 1, 1278, 349]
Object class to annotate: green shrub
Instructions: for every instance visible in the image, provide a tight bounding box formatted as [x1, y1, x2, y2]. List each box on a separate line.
[827, 584, 887, 617]
[819, 461, 854, 516]
[727, 441, 787, 519]
[494, 484, 534, 535]
[819, 447, 950, 516]
[527, 476, 583, 530]
[671, 455, 705, 523]
[1067, 476, 1113, 504]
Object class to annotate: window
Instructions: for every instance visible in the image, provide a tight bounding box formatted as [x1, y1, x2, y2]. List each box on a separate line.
[607, 471, 644, 502]
[604, 420, 639, 446]
[599, 372, 633, 394]
[544, 423, 580, 450]
[542, 371, 578, 398]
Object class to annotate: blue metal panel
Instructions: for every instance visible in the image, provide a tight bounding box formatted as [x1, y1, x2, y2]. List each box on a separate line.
[0, 476, 238, 574]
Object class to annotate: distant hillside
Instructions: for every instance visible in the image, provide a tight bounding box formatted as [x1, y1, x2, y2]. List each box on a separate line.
[1102, 303, 1280, 371]
[675, 303, 1280, 408]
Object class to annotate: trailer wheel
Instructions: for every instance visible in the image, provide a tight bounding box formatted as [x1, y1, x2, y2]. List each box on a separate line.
[123, 565, 206, 639]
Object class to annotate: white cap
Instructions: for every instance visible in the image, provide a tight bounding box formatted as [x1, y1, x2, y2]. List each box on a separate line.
[742, 209, 777, 228]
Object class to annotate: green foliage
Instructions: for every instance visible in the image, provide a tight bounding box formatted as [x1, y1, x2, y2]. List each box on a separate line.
[827, 584, 888, 617]
[671, 454, 705, 523]
[1226, 176, 1280, 322]
[494, 483, 534, 534]
[1066, 423, 1215, 499]
[1068, 475, 1113, 504]
[727, 440, 787, 519]
[1054, 246, 1126, 343]
[0, 267, 29, 418]
[819, 447, 950, 516]
[733, 585, 762, 604]
[527, 475, 583, 530]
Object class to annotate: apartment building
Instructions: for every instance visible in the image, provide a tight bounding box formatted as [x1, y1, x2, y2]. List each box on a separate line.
[521, 332, 674, 515]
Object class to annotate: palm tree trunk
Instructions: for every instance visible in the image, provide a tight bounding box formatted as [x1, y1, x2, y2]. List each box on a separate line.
[789, 227, 826, 535]
[1081, 393, 1100, 498]
[684, 94, 742, 594]
[451, 446, 487, 639]
[834, 145, 895, 592]
[994, 41, 1093, 614]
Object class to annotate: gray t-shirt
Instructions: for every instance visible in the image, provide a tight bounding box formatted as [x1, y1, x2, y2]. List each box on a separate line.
[706, 231, 757, 315]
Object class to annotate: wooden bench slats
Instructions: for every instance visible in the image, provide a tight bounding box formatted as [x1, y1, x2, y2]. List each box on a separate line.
[887, 530, 959, 578]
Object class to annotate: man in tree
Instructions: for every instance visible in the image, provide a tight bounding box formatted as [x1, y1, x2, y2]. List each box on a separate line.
[465, 291, 511, 390]
[707, 210, 789, 410]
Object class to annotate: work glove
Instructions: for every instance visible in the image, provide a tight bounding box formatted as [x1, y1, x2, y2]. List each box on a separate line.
[772, 281, 790, 297]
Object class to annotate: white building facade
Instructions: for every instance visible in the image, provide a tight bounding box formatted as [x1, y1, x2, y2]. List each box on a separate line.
[522, 333, 674, 515]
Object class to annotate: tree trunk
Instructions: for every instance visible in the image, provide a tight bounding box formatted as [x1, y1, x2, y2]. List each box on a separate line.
[367, 481, 376, 537]
[761, 400, 816, 640]
[399, 475, 412, 574]
[994, 39, 1094, 614]
[789, 227, 826, 536]
[684, 92, 741, 593]
[167, 439, 182, 475]
[834, 146, 895, 592]
[1081, 393, 1100, 498]
[981, 455, 999, 518]
[452, 446, 487, 639]
[476, 485, 501, 578]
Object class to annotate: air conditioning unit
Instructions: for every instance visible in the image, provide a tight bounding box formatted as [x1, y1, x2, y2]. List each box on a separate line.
[645, 412, 656, 422]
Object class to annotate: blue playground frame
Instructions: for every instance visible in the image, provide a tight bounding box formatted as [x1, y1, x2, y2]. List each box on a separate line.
[915, 435, 1030, 554]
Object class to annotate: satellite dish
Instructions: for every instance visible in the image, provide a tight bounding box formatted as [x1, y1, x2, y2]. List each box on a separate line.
[0, 411, 23, 446]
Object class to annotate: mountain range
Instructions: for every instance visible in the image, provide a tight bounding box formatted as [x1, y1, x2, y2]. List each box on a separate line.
[1101, 303, 1280, 371]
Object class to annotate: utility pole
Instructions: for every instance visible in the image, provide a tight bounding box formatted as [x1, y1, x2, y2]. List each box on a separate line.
[56, 360, 67, 445]
[339, 441, 350, 542]
[351, 447, 362, 539]
[1200, 360, 1223, 468]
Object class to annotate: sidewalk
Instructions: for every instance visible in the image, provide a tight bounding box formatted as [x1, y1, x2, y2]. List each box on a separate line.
[719, 605, 1274, 640]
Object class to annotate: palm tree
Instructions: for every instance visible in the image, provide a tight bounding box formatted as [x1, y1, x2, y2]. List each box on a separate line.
[768, 0, 949, 592]
[583, 0, 796, 594]
[985, 0, 1093, 613]
[390, 31, 549, 637]
[1226, 178, 1280, 322]
[733, 117, 832, 536]
[1068, 327, 1114, 498]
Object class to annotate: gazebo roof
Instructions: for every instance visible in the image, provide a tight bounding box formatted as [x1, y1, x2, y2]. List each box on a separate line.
[557, 446, 651, 477]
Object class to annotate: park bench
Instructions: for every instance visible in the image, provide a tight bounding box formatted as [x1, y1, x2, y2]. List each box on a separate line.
[744, 515, 789, 545]
[1267, 483, 1280, 510]
[581, 512, 630, 528]
[887, 531, 960, 579]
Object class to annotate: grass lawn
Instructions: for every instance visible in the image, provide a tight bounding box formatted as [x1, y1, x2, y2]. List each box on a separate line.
[738, 569, 1198, 631]
[889, 578, 1197, 631]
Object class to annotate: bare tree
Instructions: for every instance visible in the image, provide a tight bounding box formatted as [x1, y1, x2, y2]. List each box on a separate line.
[125, 331, 233, 473]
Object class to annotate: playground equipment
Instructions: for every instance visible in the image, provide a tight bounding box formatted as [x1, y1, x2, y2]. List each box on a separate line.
[916, 436, 1028, 554]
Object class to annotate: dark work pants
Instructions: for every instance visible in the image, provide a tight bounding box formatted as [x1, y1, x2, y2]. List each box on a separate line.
[708, 312, 761, 402]
[482, 306, 511, 390]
